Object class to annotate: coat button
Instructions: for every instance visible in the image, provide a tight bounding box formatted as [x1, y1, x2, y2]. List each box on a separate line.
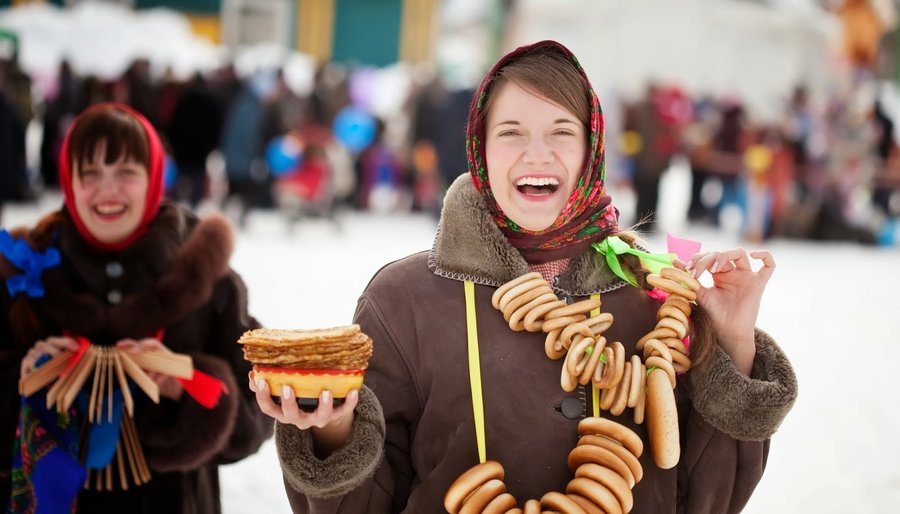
[107, 289, 123, 305]
[560, 397, 583, 419]
[106, 261, 123, 278]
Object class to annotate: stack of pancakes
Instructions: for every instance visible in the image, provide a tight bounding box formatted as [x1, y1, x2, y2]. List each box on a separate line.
[239, 325, 373, 401]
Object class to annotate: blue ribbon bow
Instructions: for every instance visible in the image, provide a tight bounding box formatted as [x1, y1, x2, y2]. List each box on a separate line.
[0, 229, 61, 298]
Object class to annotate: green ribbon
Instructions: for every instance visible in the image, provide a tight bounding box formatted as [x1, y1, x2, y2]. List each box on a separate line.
[592, 236, 675, 287]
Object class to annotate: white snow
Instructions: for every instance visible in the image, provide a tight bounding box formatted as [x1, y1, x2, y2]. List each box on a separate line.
[4, 186, 899, 513]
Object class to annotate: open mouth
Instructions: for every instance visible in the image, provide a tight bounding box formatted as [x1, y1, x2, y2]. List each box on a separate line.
[93, 203, 128, 219]
[515, 176, 560, 196]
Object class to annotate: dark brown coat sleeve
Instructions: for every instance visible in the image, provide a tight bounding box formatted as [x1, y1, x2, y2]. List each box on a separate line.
[677, 329, 797, 513]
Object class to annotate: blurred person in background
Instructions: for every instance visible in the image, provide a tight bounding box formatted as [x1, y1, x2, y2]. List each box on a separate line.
[354, 118, 410, 213]
[252, 40, 796, 514]
[169, 72, 223, 209]
[627, 84, 683, 232]
[220, 73, 274, 227]
[0, 103, 272, 513]
[0, 61, 28, 223]
[39, 59, 80, 190]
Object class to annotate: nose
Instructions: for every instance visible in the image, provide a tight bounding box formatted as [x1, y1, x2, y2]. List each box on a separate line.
[522, 136, 554, 165]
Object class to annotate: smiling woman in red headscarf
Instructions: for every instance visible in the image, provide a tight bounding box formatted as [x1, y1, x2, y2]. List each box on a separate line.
[254, 41, 797, 513]
[0, 103, 272, 513]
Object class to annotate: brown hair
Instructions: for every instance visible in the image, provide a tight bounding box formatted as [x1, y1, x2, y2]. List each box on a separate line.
[67, 107, 150, 176]
[481, 46, 591, 128]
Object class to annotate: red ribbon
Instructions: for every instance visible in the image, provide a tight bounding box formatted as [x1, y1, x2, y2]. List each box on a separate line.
[178, 371, 229, 409]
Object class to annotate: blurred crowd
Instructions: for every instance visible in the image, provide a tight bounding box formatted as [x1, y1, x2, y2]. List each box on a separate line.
[1, 50, 899, 245]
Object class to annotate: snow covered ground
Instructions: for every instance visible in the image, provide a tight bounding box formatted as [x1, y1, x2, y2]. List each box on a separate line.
[3, 187, 899, 513]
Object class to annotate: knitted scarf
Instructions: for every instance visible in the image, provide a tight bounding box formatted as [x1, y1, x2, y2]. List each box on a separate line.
[466, 40, 619, 264]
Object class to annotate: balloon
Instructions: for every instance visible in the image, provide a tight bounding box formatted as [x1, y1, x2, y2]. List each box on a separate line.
[265, 134, 304, 176]
[332, 106, 376, 153]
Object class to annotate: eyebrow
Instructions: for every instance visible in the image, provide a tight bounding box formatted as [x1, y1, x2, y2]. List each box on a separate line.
[492, 118, 578, 127]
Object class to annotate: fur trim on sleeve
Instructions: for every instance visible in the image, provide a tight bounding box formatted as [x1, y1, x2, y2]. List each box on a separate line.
[139, 353, 240, 472]
[276, 385, 385, 499]
[687, 328, 798, 441]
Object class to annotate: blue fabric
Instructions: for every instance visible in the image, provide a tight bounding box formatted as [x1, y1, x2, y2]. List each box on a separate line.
[84, 392, 123, 469]
[0, 229, 61, 298]
[8, 392, 84, 514]
[33, 447, 84, 514]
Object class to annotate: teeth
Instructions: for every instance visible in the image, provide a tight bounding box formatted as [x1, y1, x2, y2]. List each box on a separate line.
[96, 204, 126, 215]
[515, 177, 560, 187]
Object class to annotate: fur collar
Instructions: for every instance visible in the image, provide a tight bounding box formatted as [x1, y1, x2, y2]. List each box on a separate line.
[428, 174, 627, 295]
[1, 203, 234, 342]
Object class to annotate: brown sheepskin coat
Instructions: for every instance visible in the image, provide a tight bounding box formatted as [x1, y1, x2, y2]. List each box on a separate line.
[273, 175, 798, 514]
[0, 202, 272, 514]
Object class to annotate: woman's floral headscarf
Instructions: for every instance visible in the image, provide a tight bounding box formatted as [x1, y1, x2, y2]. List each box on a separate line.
[466, 40, 619, 264]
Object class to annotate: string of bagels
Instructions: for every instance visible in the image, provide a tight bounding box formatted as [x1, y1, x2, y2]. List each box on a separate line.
[444, 265, 701, 514]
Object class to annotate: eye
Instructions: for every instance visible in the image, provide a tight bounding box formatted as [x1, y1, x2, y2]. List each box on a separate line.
[79, 168, 99, 180]
[497, 129, 522, 137]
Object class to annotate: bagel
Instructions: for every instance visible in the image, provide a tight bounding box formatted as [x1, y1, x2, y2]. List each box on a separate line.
[633, 380, 646, 425]
[659, 337, 687, 355]
[544, 299, 601, 320]
[626, 356, 643, 408]
[492, 272, 543, 309]
[566, 477, 623, 514]
[663, 295, 692, 317]
[459, 479, 506, 514]
[670, 349, 692, 373]
[522, 499, 541, 514]
[508, 291, 557, 331]
[646, 274, 698, 301]
[578, 417, 644, 459]
[576, 435, 643, 485]
[444, 460, 504, 513]
[575, 462, 633, 513]
[503, 285, 554, 323]
[592, 346, 617, 389]
[480, 492, 517, 514]
[567, 445, 634, 488]
[584, 312, 614, 336]
[579, 337, 606, 385]
[646, 368, 680, 469]
[545, 330, 567, 360]
[541, 314, 588, 333]
[561, 322, 595, 350]
[656, 303, 688, 326]
[636, 328, 678, 351]
[609, 361, 632, 416]
[540, 491, 588, 514]
[644, 356, 676, 389]
[642, 339, 673, 363]
[524, 299, 568, 332]
[655, 316, 687, 340]
[660, 266, 701, 293]
[567, 494, 604, 514]
[498, 278, 547, 312]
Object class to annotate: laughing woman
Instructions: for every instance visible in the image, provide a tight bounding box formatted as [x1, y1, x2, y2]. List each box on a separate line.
[0, 103, 272, 513]
[254, 41, 797, 513]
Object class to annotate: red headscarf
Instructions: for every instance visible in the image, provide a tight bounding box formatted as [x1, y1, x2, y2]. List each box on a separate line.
[466, 40, 619, 264]
[58, 103, 165, 252]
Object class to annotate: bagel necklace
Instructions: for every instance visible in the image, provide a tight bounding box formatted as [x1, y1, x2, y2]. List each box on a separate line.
[444, 247, 701, 514]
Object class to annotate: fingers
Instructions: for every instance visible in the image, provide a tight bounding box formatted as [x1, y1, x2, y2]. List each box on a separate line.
[116, 338, 166, 353]
[686, 247, 767, 278]
[20, 337, 79, 376]
[750, 250, 776, 280]
[248, 377, 359, 431]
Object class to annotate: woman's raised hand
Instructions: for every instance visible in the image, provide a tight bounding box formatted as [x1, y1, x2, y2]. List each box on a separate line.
[681, 248, 776, 374]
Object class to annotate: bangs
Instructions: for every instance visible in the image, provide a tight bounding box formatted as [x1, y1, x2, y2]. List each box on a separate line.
[68, 107, 150, 173]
